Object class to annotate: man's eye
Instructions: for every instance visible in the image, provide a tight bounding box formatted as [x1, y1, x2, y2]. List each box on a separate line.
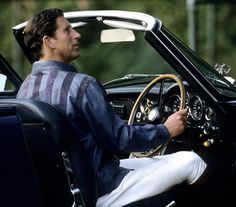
[64, 28, 71, 34]
[65, 29, 70, 34]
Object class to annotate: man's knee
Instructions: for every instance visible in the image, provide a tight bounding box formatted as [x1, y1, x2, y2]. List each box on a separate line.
[173, 151, 207, 184]
[175, 151, 205, 166]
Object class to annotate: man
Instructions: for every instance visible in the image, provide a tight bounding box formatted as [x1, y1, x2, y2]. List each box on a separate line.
[17, 8, 207, 206]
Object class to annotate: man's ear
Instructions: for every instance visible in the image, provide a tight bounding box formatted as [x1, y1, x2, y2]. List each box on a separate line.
[43, 36, 56, 49]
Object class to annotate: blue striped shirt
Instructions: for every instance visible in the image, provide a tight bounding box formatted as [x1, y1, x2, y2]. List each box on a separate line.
[17, 60, 170, 196]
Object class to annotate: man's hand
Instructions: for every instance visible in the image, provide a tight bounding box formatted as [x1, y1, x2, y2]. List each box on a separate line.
[164, 109, 188, 138]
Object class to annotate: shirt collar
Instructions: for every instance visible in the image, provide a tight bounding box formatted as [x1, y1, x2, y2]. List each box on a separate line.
[32, 60, 77, 74]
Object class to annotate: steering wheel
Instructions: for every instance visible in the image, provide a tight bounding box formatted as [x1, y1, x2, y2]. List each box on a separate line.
[128, 74, 186, 158]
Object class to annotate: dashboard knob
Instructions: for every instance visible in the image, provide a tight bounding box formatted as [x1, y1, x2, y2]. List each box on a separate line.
[203, 139, 214, 147]
[203, 122, 211, 135]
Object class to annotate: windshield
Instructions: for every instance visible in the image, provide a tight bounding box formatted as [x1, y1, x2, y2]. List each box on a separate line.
[162, 27, 236, 97]
[71, 17, 236, 97]
[72, 21, 176, 84]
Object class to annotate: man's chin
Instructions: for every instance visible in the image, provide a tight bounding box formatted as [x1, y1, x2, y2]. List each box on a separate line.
[70, 53, 80, 61]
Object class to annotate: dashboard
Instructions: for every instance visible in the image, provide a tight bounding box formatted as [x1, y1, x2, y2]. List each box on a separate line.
[106, 81, 221, 149]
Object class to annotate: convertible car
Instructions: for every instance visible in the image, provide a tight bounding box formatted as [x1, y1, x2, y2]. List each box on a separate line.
[1, 10, 236, 207]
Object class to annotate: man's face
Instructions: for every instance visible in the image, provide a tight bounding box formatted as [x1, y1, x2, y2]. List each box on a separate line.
[50, 16, 81, 63]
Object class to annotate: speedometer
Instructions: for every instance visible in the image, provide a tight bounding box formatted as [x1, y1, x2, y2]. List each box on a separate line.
[168, 94, 180, 112]
[189, 95, 204, 121]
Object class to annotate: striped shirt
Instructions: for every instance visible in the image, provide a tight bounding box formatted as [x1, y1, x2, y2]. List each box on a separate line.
[16, 60, 170, 196]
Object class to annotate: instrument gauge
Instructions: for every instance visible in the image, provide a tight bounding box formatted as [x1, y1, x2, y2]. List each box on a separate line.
[189, 95, 204, 121]
[205, 107, 215, 121]
[185, 92, 190, 105]
[140, 98, 153, 114]
[168, 94, 180, 113]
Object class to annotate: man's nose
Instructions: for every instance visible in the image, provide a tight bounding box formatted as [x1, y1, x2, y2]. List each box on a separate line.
[73, 29, 81, 39]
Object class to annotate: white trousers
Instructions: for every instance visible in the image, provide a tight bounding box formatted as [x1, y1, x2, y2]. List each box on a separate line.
[96, 151, 207, 207]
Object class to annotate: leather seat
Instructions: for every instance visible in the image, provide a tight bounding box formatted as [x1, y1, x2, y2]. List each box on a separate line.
[0, 99, 97, 207]
[0, 99, 176, 207]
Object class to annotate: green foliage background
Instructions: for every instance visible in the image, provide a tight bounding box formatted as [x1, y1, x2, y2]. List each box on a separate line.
[0, 0, 236, 83]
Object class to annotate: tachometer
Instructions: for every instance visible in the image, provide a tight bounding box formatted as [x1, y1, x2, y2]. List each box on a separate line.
[189, 95, 204, 121]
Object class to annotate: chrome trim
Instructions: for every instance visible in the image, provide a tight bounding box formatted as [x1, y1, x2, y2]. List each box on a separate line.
[13, 10, 159, 32]
[64, 10, 157, 30]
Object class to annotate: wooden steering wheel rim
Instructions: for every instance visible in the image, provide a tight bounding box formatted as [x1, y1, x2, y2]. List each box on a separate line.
[128, 74, 186, 157]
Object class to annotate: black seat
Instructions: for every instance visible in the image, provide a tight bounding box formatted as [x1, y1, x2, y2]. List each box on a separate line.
[0, 105, 44, 207]
[0, 99, 177, 207]
[0, 99, 98, 207]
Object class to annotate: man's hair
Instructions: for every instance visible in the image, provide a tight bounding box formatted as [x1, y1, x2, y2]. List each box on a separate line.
[23, 8, 64, 60]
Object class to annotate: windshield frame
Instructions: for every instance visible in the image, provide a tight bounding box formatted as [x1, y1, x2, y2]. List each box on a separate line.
[164, 27, 236, 97]
[145, 24, 236, 101]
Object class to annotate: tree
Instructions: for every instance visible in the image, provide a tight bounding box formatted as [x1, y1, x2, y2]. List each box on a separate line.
[1, 0, 235, 82]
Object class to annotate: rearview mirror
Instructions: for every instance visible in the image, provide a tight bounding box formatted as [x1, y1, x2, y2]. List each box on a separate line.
[101, 29, 135, 43]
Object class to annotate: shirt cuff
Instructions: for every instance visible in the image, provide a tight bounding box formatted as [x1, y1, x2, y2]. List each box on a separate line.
[156, 124, 170, 143]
